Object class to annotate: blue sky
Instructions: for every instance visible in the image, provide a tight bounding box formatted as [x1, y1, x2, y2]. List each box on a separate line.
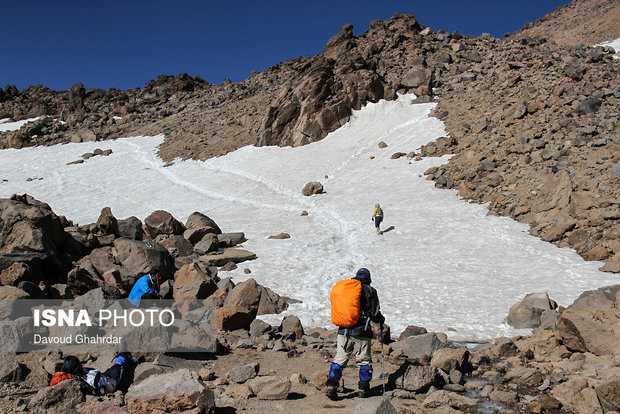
[1, 0, 570, 91]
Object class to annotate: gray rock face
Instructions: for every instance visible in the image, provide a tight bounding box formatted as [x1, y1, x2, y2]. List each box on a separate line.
[0, 317, 42, 352]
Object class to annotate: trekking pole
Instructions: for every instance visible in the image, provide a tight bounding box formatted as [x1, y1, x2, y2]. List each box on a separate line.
[380, 325, 385, 397]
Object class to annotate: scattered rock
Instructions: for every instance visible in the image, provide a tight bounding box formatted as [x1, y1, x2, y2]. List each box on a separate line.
[268, 232, 290, 239]
[507, 292, 557, 329]
[246, 376, 291, 400]
[301, 181, 324, 196]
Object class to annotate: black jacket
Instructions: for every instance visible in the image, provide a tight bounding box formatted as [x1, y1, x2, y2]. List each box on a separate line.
[337, 277, 384, 338]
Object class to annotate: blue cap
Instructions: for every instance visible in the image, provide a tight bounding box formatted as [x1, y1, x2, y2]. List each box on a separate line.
[355, 268, 371, 284]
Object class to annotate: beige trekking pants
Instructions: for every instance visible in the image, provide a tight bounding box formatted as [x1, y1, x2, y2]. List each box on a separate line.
[333, 333, 372, 367]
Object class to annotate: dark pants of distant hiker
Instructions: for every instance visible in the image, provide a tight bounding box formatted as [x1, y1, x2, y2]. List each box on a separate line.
[328, 334, 373, 384]
[374, 216, 382, 230]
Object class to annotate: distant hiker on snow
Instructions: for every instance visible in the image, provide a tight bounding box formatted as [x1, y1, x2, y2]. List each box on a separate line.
[128, 270, 162, 308]
[50, 354, 130, 395]
[372, 203, 383, 235]
[326, 268, 385, 400]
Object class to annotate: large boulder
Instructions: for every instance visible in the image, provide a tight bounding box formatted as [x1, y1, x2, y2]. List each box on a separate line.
[28, 379, 85, 413]
[113, 239, 175, 283]
[185, 212, 221, 234]
[430, 348, 470, 373]
[249, 319, 273, 337]
[0, 262, 37, 286]
[389, 361, 442, 393]
[301, 181, 324, 196]
[390, 332, 449, 359]
[0, 195, 78, 282]
[507, 292, 557, 329]
[0, 352, 28, 382]
[94, 206, 119, 236]
[0, 317, 42, 352]
[155, 234, 194, 258]
[398, 325, 428, 340]
[194, 234, 219, 254]
[246, 376, 291, 400]
[125, 369, 215, 413]
[211, 305, 255, 331]
[199, 248, 256, 266]
[224, 278, 288, 316]
[401, 68, 431, 89]
[144, 210, 185, 239]
[596, 380, 620, 412]
[118, 216, 144, 240]
[173, 262, 218, 300]
[279, 315, 304, 340]
[423, 390, 478, 411]
[557, 285, 620, 355]
[217, 232, 247, 247]
[473, 337, 519, 360]
[74, 246, 121, 283]
[229, 362, 259, 384]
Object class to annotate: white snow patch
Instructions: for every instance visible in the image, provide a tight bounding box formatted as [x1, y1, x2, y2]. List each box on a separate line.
[0, 117, 42, 132]
[596, 38, 620, 59]
[0, 95, 616, 341]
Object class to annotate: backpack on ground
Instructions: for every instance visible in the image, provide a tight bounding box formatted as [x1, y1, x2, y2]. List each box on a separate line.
[331, 279, 362, 328]
[50, 372, 73, 386]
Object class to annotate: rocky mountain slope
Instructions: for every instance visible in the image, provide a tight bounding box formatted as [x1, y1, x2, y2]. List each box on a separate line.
[512, 0, 620, 46]
[1, 2, 618, 274]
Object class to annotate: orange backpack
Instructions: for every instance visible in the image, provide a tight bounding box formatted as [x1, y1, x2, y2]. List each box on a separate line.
[50, 372, 72, 386]
[330, 279, 362, 328]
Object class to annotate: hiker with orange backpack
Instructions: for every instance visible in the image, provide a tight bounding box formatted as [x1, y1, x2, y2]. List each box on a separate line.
[326, 268, 385, 400]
